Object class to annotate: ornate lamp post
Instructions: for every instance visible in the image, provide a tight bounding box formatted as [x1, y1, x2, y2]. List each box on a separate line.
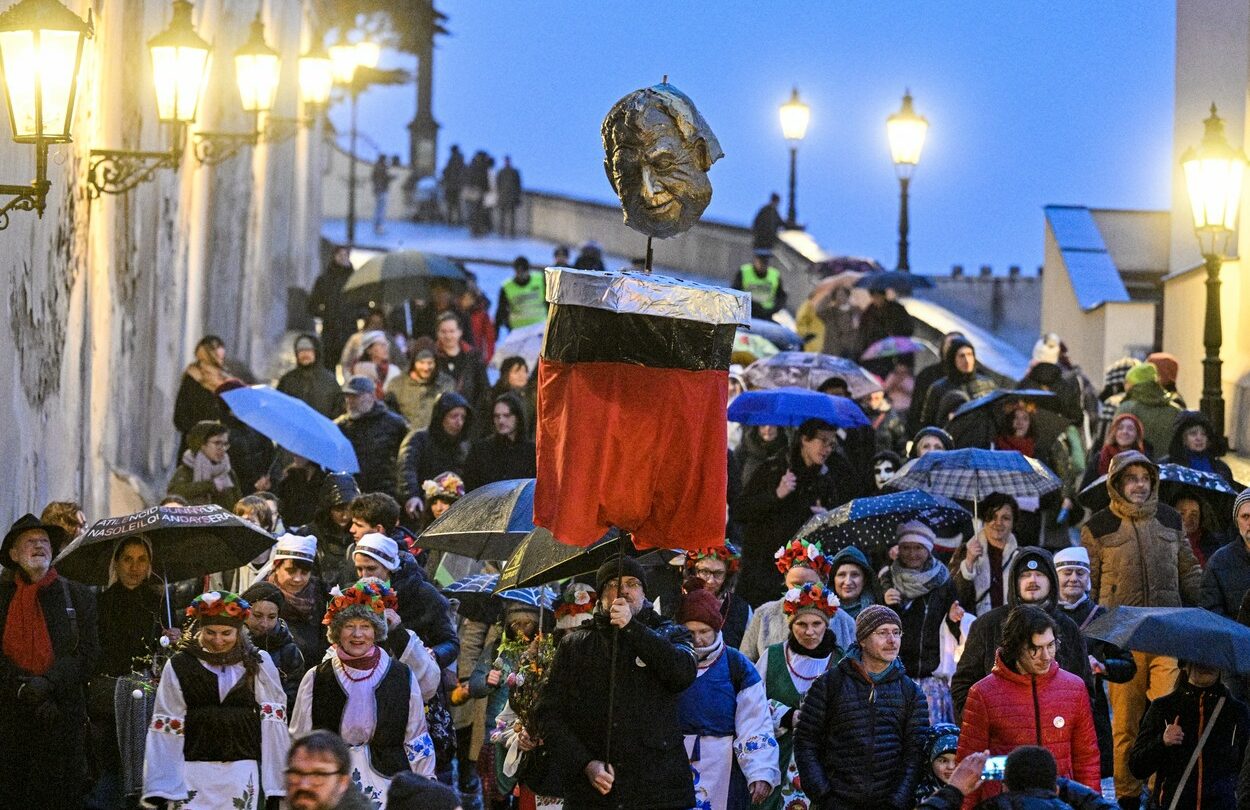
[778, 87, 809, 229]
[886, 90, 928, 271]
[1180, 103, 1247, 443]
[0, 0, 92, 228]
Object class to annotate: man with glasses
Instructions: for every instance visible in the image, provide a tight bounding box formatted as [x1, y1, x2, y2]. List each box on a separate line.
[793, 605, 931, 809]
[955, 605, 1100, 809]
[286, 731, 373, 810]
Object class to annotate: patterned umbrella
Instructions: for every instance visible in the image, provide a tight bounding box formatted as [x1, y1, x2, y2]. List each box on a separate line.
[497, 586, 559, 610]
[887, 448, 1062, 501]
[860, 336, 926, 360]
[442, 573, 501, 617]
[1077, 463, 1243, 516]
[732, 330, 780, 365]
[949, 389, 1058, 420]
[794, 490, 973, 558]
[419, 479, 538, 561]
[727, 387, 870, 428]
[743, 352, 882, 399]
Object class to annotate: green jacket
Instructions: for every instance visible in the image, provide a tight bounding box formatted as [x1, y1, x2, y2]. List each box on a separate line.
[1113, 381, 1181, 459]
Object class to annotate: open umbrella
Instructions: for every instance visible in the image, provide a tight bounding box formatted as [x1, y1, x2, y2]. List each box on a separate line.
[950, 389, 1059, 420]
[727, 387, 870, 428]
[1084, 606, 1250, 673]
[491, 322, 546, 370]
[855, 271, 934, 294]
[441, 573, 501, 617]
[220, 385, 359, 473]
[860, 336, 927, 361]
[1076, 463, 1243, 514]
[731, 329, 780, 365]
[888, 448, 1062, 501]
[946, 391, 1070, 452]
[419, 479, 539, 561]
[493, 529, 677, 592]
[746, 318, 804, 353]
[794, 490, 973, 558]
[341, 250, 469, 307]
[744, 352, 883, 399]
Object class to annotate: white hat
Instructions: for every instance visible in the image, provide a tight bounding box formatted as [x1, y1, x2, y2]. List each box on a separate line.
[272, 533, 317, 565]
[1053, 546, 1090, 570]
[1032, 333, 1061, 365]
[354, 532, 400, 572]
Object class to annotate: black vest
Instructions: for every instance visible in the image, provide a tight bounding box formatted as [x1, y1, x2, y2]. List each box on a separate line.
[170, 652, 262, 762]
[308, 656, 412, 776]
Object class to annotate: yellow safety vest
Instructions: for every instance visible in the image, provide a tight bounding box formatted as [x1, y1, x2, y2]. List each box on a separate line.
[502, 273, 547, 328]
[739, 264, 780, 311]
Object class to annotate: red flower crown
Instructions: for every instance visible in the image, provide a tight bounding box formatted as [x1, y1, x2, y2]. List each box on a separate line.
[322, 579, 399, 626]
[773, 539, 831, 577]
[684, 545, 741, 574]
[554, 583, 596, 619]
[185, 591, 251, 621]
[782, 582, 840, 618]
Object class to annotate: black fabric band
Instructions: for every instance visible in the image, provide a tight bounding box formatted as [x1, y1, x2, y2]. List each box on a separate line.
[542, 304, 736, 371]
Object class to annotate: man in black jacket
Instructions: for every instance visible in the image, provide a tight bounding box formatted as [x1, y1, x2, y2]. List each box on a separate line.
[950, 546, 1093, 721]
[534, 555, 697, 809]
[277, 334, 344, 419]
[794, 605, 930, 809]
[0, 514, 100, 808]
[335, 375, 409, 500]
[308, 246, 355, 370]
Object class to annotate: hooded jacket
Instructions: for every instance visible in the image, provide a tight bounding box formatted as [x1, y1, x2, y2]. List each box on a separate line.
[828, 545, 879, 619]
[276, 334, 345, 419]
[384, 365, 455, 432]
[956, 652, 1101, 809]
[1162, 410, 1235, 482]
[301, 472, 361, 590]
[397, 392, 473, 504]
[1113, 381, 1180, 461]
[250, 618, 306, 705]
[949, 547, 1092, 720]
[920, 339, 998, 429]
[1080, 450, 1202, 608]
[334, 401, 409, 499]
[462, 393, 536, 491]
[389, 551, 459, 669]
[1201, 535, 1250, 618]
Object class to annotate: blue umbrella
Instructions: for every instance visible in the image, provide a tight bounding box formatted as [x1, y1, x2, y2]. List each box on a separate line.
[794, 490, 973, 557]
[727, 387, 870, 428]
[220, 385, 359, 473]
[497, 585, 559, 609]
[854, 270, 934, 294]
[442, 573, 502, 617]
[1084, 606, 1250, 673]
[888, 448, 1061, 501]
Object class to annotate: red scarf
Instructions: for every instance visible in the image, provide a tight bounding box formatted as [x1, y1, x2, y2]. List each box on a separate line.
[336, 646, 381, 672]
[372, 359, 390, 399]
[3, 568, 58, 676]
[1186, 531, 1208, 567]
[995, 434, 1035, 458]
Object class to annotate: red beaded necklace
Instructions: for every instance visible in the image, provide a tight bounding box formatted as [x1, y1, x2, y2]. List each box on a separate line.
[337, 647, 382, 682]
[785, 645, 822, 683]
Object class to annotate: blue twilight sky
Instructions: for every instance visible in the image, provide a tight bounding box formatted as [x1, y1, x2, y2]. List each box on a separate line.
[335, 2, 1176, 275]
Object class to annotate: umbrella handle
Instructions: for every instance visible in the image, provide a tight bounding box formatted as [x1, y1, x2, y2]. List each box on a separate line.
[162, 569, 173, 630]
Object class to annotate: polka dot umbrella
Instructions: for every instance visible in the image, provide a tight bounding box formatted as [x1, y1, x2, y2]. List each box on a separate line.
[794, 490, 973, 559]
[1077, 463, 1243, 526]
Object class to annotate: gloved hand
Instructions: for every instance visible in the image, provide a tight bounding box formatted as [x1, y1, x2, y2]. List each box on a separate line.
[264, 797, 283, 810]
[34, 699, 61, 725]
[18, 676, 52, 705]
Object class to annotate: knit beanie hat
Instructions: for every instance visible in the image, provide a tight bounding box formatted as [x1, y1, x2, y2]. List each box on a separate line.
[595, 555, 647, 595]
[1031, 333, 1061, 365]
[354, 532, 401, 572]
[1124, 362, 1158, 388]
[294, 335, 317, 353]
[675, 578, 723, 631]
[241, 581, 286, 612]
[909, 426, 953, 457]
[895, 520, 936, 552]
[1235, 489, 1250, 523]
[855, 604, 902, 643]
[926, 722, 961, 762]
[1102, 357, 1137, 393]
[1146, 352, 1179, 387]
[324, 579, 396, 644]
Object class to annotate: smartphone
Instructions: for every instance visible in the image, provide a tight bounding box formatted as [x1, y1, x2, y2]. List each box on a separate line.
[981, 755, 1007, 781]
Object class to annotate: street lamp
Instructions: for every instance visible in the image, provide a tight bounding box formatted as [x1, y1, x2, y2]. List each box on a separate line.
[298, 45, 334, 108]
[1180, 102, 1247, 443]
[779, 87, 809, 229]
[887, 90, 928, 271]
[234, 13, 280, 116]
[88, 0, 215, 195]
[0, 0, 92, 228]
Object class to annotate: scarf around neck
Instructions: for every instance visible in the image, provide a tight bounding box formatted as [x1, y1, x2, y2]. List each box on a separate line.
[695, 635, 724, 666]
[181, 449, 231, 484]
[889, 554, 950, 601]
[2, 567, 58, 675]
[336, 646, 382, 671]
[788, 630, 839, 659]
[269, 573, 317, 622]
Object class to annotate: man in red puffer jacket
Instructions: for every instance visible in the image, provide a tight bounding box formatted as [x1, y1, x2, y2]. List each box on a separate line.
[955, 604, 1100, 809]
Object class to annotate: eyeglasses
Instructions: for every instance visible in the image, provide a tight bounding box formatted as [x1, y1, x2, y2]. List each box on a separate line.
[285, 768, 345, 783]
[1026, 639, 1060, 658]
[870, 628, 903, 641]
[693, 566, 726, 581]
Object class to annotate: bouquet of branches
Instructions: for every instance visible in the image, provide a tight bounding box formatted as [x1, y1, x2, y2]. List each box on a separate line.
[499, 633, 556, 730]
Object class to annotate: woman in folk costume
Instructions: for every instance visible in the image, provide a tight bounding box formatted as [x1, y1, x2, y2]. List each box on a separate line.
[143, 591, 290, 810]
[739, 539, 855, 662]
[676, 579, 780, 810]
[289, 579, 441, 807]
[754, 582, 841, 810]
[681, 544, 753, 649]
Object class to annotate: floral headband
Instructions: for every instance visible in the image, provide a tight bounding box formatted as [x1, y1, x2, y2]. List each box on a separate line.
[422, 472, 465, 502]
[774, 539, 831, 577]
[323, 579, 399, 626]
[186, 591, 251, 623]
[782, 582, 840, 619]
[554, 583, 596, 620]
[685, 544, 741, 574]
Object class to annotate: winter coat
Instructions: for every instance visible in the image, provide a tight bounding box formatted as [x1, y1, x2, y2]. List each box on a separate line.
[384, 370, 454, 432]
[274, 463, 325, 528]
[1113, 381, 1181, 461]
[1162, 409, 1237, 483]
[867, 406, 909, 456]
[166, 463, 242, 510]
[533, 606, 697, 809]
[1058, 598, 1137, 778]
[957, 653, 1100, 809]
[308, 260, 355, 362]
[792, 652, 930, 809]
[921, 340, 999, 429]
[1129, 679, 1250, 810]
[917, 781, 1115, 810]
[951, 532, 1020, 616]
[397, 392, 473, 504]
[736, 449, 847, 608]
[731, 427, 789, 495]
[390, 553, 460, 668]
[462, 433, 536, 491]
[828, 545, 880, 619]
[751, 202, 783, 250]
[1080, 450, 1203, 608]
[250, 618, 306, 706]
[878, 563, 959, 680]
[817, 301, 861, 358]
[173, 370, 225, 439]
[222, 412, 274, 496]
[436, 348, 490, 414]
[495, 165, 522, 207]
[300, 472, 361, 589]
[738, 598, 857, 662]
[1201, 538, 1250, 618]
[95, 580, 165, 678]
[334, 402, 408, 499]
[857, 299, 914, 356]
[277, 336, 344, 419]
[950, 547, 1092, 720]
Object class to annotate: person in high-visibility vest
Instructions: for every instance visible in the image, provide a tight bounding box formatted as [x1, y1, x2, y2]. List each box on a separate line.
[732, 249, 787, 319]
[495, 256, 548, 331]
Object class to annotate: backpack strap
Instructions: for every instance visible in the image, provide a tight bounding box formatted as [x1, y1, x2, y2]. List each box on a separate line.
[58, 577, 79, 655]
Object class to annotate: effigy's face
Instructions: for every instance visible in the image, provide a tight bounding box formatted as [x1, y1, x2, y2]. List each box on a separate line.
[608, 106, 713, 239]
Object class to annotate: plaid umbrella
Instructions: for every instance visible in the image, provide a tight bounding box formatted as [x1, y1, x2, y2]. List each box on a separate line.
[743, 352, 882, 399]
[887, 448, 1062, 501]
[794, 490, 973, 558]
[1077, 463, 1243, 516]
[727, 387, 870, 428]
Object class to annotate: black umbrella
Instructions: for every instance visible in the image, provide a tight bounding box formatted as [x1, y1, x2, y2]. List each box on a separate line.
[1084, 606, 1250, 673]
[493, 528, 677, 592]
[854, 270, 934, 295]
[419, 478, 538, 561]
[1076, 463, 1243, 517]
[56, 505, 275, 587]
[341, 250, 469, 307]
[947, 390, 1070, 451]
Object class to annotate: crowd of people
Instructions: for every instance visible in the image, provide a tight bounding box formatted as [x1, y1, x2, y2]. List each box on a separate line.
[7, 231, 1250, 810]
